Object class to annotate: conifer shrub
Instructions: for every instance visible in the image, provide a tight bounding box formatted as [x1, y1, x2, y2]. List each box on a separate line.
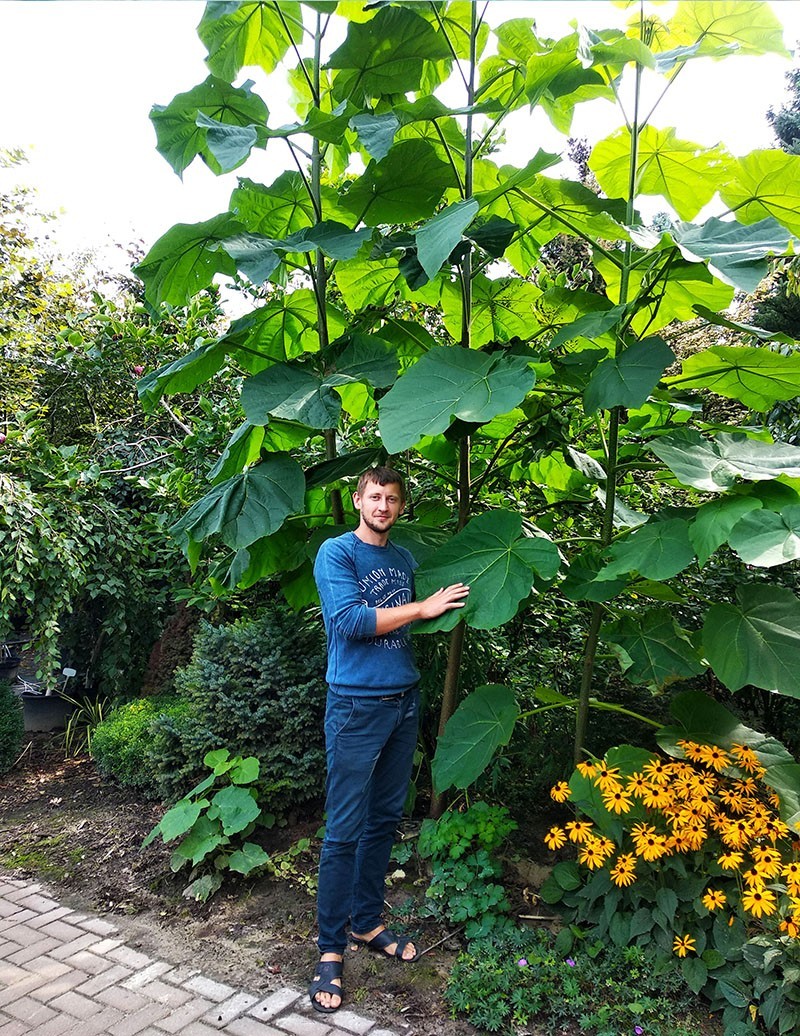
[150, 604, 327, 814]
[0, 682, 24, 775]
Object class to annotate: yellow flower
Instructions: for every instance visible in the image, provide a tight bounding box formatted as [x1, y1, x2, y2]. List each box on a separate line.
[677, 738, 703, 761]
[550, 781, 571, 803]
[578, 837, 606, 870]
[565, 820, 594, 844]
[731, 743, 761, 774]
[576, 760, 597, 779]
[636, 832, 668, 862]
[544, 826, 567, 851]
[752, 847, 782, 879]
[641, 785, 674, 810]
[626, 772, 649, 799]
[720, 818, 753, 849]
[602, 787, 633, 815]
[673, 934, 696, 957]
[782, 861, 800, 885]
[696, 744, 730, 772]
[741, 886, 777, 918]
[742, 868, 765, 889]
[643, 759, 670, 785]
[610, 853, 637, 887]
[594, 762, 622, 793]
[779, 917, 800, 938]
[667, 831, 692, 855]
[718, 850, 745, 871]
[702, 889, 727, 911]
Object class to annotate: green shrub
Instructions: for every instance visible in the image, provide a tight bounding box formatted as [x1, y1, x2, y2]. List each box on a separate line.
[92, 695, 189, 797]
[151, 603, 327, 814]
[445, 926, 703, 1036]
[0, 683, 24, 775]
[418, 801, 517, 940]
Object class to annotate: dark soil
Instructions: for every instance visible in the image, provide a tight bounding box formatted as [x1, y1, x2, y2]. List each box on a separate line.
[0, 733, 487, 1036]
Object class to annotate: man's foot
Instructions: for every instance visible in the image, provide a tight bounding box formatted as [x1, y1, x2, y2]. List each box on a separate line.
[350, 925, 419, 961]
[309, 953, 343, 1013]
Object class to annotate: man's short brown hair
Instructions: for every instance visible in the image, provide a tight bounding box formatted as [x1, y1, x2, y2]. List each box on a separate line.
[356, 466, 406, 502]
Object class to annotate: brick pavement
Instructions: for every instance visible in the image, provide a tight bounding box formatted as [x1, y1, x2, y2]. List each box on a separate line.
[0, 877, 401, 1036]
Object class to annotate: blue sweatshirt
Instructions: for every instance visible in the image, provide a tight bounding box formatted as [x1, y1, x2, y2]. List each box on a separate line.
[313, 531, 420, 697]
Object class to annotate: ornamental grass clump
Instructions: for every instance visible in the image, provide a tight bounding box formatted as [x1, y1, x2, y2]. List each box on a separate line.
[541, 738, 800, 1035]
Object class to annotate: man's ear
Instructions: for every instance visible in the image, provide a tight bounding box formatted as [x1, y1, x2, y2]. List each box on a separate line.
[352, 491, 362, 512]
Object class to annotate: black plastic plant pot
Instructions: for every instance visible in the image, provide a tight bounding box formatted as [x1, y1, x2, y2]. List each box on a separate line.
[21, 692, 74, 733]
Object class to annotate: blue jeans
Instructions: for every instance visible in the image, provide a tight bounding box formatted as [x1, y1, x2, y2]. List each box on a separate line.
[316, 687, 419, 954]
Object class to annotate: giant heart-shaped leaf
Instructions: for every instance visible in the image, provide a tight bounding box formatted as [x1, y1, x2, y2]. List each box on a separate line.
[650, 430, 800, 492]
[583, 336, 674, 414]
[666, 345, 800, 411]
[150, 77, 268, 177]
[439, 276, 542, 348]
[327, 6, 451, 97]
[415, 510, 561, 632]
[220, 222, 372, 286]
[602, 518, 695, 581]
[324, 334, 398, 389]
[241, 364, 341, 429]
[666, 1, 788, 59]
[378, 346, 535, 453]
[415, 199, 480, 279]
[524, 32, 613, 133]
[670, 218, 791, 293]
[222, 526, 308, 591]
[703, 585, 800, 696]
[231, 173, 317, 236]
[197, 113, 262, 175]
[137, 340, 227, 411]
[210, 785, 260, 836]
[339, 139, 456, 225]
[135, 214, 241, 309]
[590, 125, 728, 220]
[172, 453, 305, 550]
[198, 1, 302, 80]
[689, 496, 763, 566]
[602, 608, 706, 688]
[720, 150, 800, 238]
[431, 685, 518, 793]
[728, 506, 800, 568]
[208, 422, 265, 484]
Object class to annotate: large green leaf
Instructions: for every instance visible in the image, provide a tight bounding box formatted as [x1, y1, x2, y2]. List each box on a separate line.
[241, 364, 341, 429]
[670, 218, 791, 293]
[415, 510, 561, 632]
[304, 447, 387, 490]
[172, 454, 306, 550]
[334, 256, 411, 313]
[378, 347, 534, 453]
[440, 276, 542, 347]
[210, 785, 260, 836]
[327, 6, 451, 97]
[220, 222, 372, 286]
[703, 585, 800, 696]
[432, 685, 518, 793]
[197, 113, 262, 175]
[324, 334, 398, 389]
[720, 150, 800, 237]
[728, 506, 800, 568]
[150, 77, 268, 177]
[135, 214, 241, 309]
[137, 340, 227, 411]
[666, 2, 788, 58]
[650, 430, 800, 492]
[524, 32, 613, 133]
[590, 125, 727, 219]
[415, 199, 479, 280]
[602, 608, 706, 688]
[583, 337, 674, 414]
[228, 841, 270, 875]
[231, 173, 317, 236]
[339, 139, 455, 225]
[198, 1, 302, 80]
[602, 518, 695, 581]
[689, 496, 763, 566]
[222, 526, 308, 590]
[208, 422, 265, 483]
[666, 345, 800, 411]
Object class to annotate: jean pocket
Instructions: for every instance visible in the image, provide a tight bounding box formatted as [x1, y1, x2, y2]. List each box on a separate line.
[325, 694, 358, 739]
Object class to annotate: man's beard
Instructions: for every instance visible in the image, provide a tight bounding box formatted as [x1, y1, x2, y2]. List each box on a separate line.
[361, 514, 394, 535]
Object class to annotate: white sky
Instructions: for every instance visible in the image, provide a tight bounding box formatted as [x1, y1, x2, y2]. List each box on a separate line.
[1, 0, 799, 267]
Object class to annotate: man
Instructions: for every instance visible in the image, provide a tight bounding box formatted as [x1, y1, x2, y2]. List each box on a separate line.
[309, 465, 469, 1014]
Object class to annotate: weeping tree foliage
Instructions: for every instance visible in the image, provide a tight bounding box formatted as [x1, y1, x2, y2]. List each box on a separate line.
[137, 0, 800, 813]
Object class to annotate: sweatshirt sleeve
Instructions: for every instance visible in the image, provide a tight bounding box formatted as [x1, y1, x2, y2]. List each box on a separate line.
[314, 538, 377, 640]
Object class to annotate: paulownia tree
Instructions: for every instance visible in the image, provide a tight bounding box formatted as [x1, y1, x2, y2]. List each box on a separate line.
[137, 0, 800, 816]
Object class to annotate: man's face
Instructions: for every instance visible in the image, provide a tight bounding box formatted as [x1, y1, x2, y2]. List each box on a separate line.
[353, 480, 405, 536]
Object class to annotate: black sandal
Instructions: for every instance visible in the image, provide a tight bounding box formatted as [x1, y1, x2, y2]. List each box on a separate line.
[350, 928, 421, 962]
[308, 958, 343, 1013]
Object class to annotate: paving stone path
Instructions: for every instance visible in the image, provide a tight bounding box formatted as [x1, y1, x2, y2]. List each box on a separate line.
[0, 877, 400, 1036]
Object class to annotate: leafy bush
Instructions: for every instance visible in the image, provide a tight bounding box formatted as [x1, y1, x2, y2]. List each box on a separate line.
[417, 801, 517, 940]
[445, 926, 702, 1036]
[143, 748, 272, 902]
[91, 695, 190, 796]
[541, 697, 800, 1035]
[151, 604, 327, 814]
[0, 683, 24, 775]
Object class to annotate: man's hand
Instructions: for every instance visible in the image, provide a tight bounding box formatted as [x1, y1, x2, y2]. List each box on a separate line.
[417, 583, 470, 620]
[373, 582, 470, 635]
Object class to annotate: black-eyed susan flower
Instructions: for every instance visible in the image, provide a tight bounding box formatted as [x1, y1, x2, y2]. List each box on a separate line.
[696, 744, 730, 772]
[718, 850, 745, 870]
[594, 762, 622, 793]
[602, 786, 633, 814]
[544, 826, 567, 850]
[578, 837, 606, 870]
[702, 888, 727, 911]
[731, 743, 761, 774]
[550, 781, 571, 803]
[673, 934, 696, 957]
[626, 772, 649, 798]
[576, 760, 597, 779]
[741, 886, 777, 918]
[565, 820, 593, 844]
[609, 853, 637, 887]
[643, 758, 670, 785]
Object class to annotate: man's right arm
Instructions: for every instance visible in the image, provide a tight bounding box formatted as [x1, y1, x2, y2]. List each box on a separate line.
[372, 583, 470, 635]
[314, 539, 378, 640]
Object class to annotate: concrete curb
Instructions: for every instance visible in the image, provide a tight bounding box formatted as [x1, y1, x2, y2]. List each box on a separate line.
[0, 877, 401, 1036]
